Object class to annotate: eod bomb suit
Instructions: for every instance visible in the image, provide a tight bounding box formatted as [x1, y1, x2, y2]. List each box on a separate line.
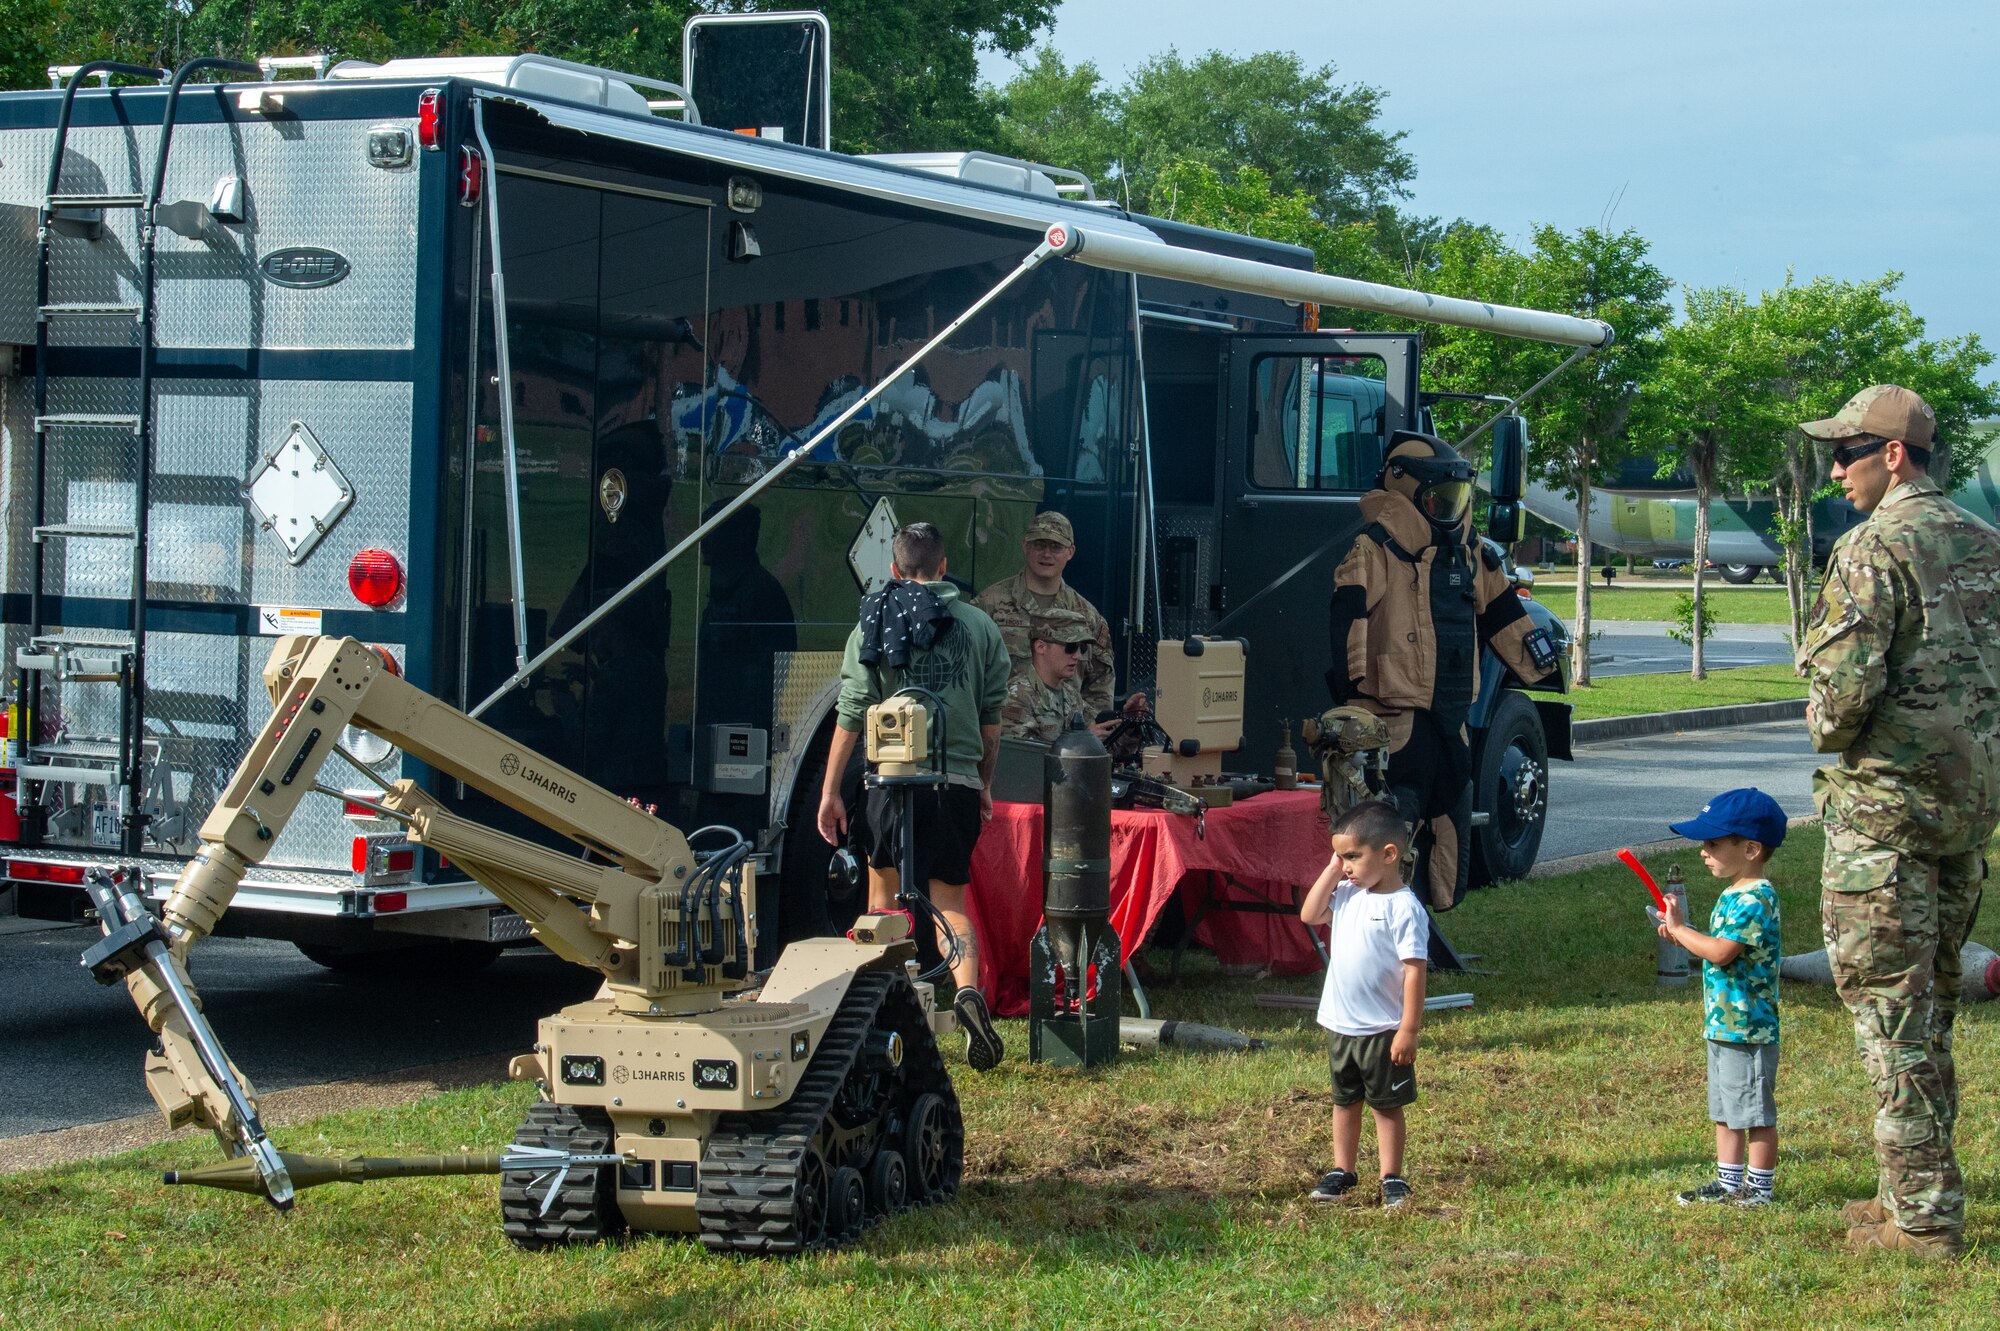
[1326, 433, 1559, 910]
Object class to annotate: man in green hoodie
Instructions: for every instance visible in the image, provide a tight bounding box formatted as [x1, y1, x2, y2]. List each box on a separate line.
[816, 521, 1011, 1069]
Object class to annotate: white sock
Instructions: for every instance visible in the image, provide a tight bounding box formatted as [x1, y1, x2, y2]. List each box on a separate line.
[1746, 1166, 1774, 1196]
[1717, 1162, 1745, 1191]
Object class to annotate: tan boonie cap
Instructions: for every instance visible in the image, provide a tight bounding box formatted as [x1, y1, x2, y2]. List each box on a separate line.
[1798, 384, 1936, 447]
[1029, 607, 1094, 644]
[1023, 511, 1075, 547]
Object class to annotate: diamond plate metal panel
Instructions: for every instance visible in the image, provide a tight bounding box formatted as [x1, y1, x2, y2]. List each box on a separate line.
[2, 114, 419, 350]
[20, 376, 413, 606]
[766, 649, 842, 824]
[0, 372, 36, 596]
[25, 627, 404, 869]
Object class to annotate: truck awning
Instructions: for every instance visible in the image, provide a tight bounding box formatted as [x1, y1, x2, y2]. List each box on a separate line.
[498, 92, 1612, 351]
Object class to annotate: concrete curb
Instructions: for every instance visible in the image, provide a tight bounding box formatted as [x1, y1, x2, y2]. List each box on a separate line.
[1572, 697, 1806, 745]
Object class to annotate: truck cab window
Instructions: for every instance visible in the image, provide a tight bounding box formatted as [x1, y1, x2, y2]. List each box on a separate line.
[1248, 354, 1386, 493]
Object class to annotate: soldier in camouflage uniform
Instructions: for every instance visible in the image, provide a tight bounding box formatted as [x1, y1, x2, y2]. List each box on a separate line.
[998, 609, 1094, 742]
[1798, 385, 2000, 1258]
[976, 511, 1146, 723]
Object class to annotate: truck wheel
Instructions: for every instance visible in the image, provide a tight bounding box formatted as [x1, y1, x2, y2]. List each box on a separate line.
[1719, 563, 1760, 585]
[295, 940, 502, 977]
[777, 720, 840, 950]
[1469, 691, 1548, 887]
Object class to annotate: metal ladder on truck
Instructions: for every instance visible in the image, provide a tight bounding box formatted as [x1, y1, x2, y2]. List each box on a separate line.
[17, 57, 258, 854]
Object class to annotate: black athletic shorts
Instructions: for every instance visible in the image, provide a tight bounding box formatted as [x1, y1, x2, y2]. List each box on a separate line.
[862, 783, 984, 887]
[1326, 1030, 1418, 1109]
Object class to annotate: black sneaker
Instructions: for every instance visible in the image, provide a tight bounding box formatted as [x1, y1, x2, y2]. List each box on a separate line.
[1381, 1175, 1412, 1209]
[1675, 1180, 1742, 1206]
[1309, 1168, 1358, 1202]
[1735, 1188, 1773, 1209]
[954, 986, 1003, 1071]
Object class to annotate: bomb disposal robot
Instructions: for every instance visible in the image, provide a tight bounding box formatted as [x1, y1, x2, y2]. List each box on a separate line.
[81, 633, 961, 1254]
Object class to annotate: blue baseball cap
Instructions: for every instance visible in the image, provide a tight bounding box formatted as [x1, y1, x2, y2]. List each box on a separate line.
[1670, 788, 1788, 851]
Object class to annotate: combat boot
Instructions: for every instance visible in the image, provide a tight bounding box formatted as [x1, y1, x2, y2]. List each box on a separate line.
[1846, 1221, 1963, 1259]
[1839, 1196, 1888, 1226]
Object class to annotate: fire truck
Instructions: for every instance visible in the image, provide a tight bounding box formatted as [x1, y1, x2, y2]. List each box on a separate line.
[0, 17, 1607, 969]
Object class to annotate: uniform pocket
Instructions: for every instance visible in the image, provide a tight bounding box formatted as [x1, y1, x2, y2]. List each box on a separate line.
[1875, 1110, 1935, 1149]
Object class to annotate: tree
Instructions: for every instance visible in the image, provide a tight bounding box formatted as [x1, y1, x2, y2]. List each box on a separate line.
[8, 0, 1056, 155]
[1421, 225, 1673, 685]
[1642, 286, 1790, 678]
[1758, 273, 1999, 651]
[987, 47, 1429, 245]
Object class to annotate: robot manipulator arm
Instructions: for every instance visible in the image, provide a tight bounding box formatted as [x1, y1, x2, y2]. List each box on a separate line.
[90, 636, 742, 1206]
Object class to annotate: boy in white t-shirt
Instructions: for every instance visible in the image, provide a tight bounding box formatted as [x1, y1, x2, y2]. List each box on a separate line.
[1298, 799, 1429, 1207]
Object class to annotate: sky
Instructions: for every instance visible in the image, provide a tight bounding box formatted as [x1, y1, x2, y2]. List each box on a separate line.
[977, 0, 1999, 376]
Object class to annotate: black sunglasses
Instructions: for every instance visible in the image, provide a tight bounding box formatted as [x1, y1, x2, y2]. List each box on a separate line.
[1038, 640, 1085, 654]
[1832, 438, 1888, 468]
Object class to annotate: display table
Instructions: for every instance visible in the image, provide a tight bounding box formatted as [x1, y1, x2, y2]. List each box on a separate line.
[965, 788, 1334, 1017]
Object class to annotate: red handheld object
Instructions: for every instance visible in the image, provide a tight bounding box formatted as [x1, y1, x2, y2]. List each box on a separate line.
[1616, 848, 1669, 914]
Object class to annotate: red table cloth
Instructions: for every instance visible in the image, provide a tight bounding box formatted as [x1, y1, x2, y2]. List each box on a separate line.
[965, 788, 1333, 1017]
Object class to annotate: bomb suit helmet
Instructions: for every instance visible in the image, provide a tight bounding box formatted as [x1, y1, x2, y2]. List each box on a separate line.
[1379, 432, 1474, 533]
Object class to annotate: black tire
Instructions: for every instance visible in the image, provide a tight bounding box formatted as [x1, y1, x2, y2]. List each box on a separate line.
[867, 1148, 909, 1215]
[1719, 563, 1760, 585]
[828, 1165, 868, 1238]
[1468, 690, 1549, 888]
[295, 939, 502, 977]
[902, 1091, 961, 1203]
[501, 1102, 624, 1248]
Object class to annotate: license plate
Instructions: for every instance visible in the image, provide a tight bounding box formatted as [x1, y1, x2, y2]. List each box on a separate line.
[90, 804, 120, 848]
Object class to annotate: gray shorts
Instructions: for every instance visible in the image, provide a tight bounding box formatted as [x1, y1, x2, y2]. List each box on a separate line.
[1706, 1039, 1778, 1129]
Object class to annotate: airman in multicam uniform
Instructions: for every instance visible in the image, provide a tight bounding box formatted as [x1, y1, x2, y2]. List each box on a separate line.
[1798, 385, 2000, 1259]
[975, 512, 1120, 718]
[998, 609, 1094, 742]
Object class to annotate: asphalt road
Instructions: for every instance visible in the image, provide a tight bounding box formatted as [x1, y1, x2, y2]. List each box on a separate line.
[1589, 619, 1795, 677]
[1540, 719, 1820, 864]
[0, 713, 1830, 1141]
[0, 923, 599, 1139]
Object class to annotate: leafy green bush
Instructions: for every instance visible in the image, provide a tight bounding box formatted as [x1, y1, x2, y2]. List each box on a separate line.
[1665, 589, 1716, 647]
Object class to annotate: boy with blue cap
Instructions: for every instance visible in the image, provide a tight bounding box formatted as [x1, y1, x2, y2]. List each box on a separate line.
[1657, 787, 1788, 1207]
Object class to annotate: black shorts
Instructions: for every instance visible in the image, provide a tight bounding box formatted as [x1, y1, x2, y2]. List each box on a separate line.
[1326, 1030, 1417, 1109]
[862, 783, 984, 887]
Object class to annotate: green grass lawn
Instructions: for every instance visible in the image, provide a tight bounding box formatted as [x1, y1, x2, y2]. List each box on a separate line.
[5, 825, 1996, 1329]
[1564, 664, 1808, 721]
[1531, 585, 1797, 624]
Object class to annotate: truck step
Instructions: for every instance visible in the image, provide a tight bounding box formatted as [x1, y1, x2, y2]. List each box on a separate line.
[34, 523, 138, 542]
[17, 762, 119, 785]
[34, 413, 141, 433]
[48, 193, 146, 210]
[39, 302, 142, 320]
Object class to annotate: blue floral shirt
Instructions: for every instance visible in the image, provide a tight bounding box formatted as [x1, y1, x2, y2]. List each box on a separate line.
[1703, 880, 1780, 1044]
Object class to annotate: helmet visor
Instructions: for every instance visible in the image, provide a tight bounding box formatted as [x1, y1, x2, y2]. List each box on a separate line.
[1417, 478, 1473, 526]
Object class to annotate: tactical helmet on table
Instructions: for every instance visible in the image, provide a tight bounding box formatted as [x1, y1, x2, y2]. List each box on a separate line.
[1379, 431, 1474, 532]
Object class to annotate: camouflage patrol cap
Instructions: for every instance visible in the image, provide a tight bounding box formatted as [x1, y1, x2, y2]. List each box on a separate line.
[1023, 511, 1075, 548]
[1029, 607, 1094, 644]
[1799, 384, 1936, 447]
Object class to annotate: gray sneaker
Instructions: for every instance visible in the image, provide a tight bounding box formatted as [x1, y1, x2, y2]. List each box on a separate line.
[953, 986, 1003, 1071]
[1381, 1175, 1412, 1208]
[1676, 1180, 1742, 1206]
[1735, 1188, 1773, 1208]
[1309, 1168, 1358, 1202]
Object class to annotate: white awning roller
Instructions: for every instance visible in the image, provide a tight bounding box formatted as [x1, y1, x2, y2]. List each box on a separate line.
[1058, 223, 1614, 351]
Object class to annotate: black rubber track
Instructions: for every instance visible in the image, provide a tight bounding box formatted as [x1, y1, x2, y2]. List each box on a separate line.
[500, 1100, 623, 1248]
[696, 966, 962, 1255]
